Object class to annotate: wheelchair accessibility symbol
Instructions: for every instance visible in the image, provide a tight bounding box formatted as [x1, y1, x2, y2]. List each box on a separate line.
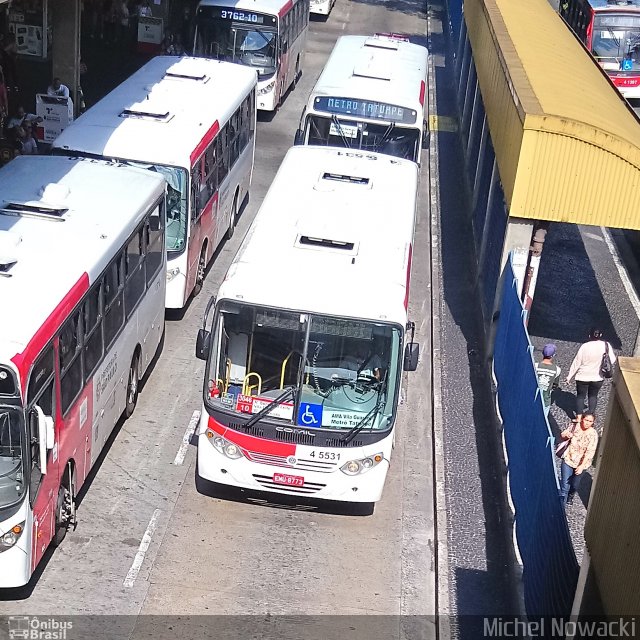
[297, 403, 323, 427]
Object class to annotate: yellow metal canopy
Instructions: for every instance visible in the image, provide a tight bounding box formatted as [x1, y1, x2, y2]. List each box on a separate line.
[465, 0, 640, 228]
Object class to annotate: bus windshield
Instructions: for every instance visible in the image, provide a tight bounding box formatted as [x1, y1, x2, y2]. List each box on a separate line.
[592, 13, 640, 72]
[0, 408, 26, 510]
[205, 302, 402, 432]
[305, 115, 421, 162]
[125, 162, 188, 255]
[194, 7, 278, 77]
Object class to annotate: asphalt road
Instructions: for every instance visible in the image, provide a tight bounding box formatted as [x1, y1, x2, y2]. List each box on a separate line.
[0, 0, 435, 628]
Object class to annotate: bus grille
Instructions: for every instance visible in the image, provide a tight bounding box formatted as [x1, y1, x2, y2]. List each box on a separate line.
[244, 451, 293, 467]
[235, 423, 265, 437]
[252, 474, 326, 494]
[274, 430, 316, 445]
[323, 438, 363, 448]
[294, 458, 336, 472]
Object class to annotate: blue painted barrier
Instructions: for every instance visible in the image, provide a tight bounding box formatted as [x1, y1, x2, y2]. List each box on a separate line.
[493, 254, 579, 618]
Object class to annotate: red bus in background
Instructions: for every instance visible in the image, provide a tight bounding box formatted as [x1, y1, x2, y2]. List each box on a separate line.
[560, 0, 640, 111]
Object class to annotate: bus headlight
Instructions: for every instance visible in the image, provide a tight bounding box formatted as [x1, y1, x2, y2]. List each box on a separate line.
[0, 522, 25, 552]
[340, 453, 383, 476]
[207, 433, 244, 460]
[166, 267, 181, 282]
[258, 80, 276, 95]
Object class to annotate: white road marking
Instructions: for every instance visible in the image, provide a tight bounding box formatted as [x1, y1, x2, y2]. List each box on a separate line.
[173, 410, 200, 466]
[123, 509, 161, 588]
[600, 226, 640, 320]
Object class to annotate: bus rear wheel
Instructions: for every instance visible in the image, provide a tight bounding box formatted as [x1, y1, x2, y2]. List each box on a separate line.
[124, 353, 140, 418]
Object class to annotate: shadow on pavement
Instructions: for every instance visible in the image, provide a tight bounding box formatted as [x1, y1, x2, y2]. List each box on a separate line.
[528, 223, 621, 349]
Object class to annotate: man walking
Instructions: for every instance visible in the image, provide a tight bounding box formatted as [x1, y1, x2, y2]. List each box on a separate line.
[535, 343, 560, 417]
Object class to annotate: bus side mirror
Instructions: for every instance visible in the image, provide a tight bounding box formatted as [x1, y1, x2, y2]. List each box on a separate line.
[403, 343, 420, 371]
[35, 406, 54, 475]
[422, 119, 430, 148]
[196, 328, 211, 361]
[294, 129, 304, 145]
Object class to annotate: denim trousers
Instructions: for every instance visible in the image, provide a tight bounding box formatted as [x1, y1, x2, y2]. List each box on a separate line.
[559, 460, 582, 504]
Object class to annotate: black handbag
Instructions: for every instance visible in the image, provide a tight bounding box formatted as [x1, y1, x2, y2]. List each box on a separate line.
[600, 342, 613, 379]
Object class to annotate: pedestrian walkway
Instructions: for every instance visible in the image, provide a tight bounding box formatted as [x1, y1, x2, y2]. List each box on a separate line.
[528, 222, 640, 562]
[428, 0, 517, 628]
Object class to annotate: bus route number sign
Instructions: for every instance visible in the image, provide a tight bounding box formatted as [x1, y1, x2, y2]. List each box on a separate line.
[314, 96, 417, 124]
[213, 7, 269, 24]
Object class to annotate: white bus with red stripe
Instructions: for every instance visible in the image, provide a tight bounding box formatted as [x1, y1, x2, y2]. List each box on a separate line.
[294, 34, 429, 165]
[52, 56, 257, 309]
[194, 146, 420, 512]
[0, 156, 166, 588]
[193, 0, 309, 111]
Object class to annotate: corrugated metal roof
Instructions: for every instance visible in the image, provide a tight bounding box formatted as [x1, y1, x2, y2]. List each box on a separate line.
[465, 0, 640, 228]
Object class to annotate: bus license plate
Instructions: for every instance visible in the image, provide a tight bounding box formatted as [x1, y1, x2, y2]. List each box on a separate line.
[273, 473, 304, 487]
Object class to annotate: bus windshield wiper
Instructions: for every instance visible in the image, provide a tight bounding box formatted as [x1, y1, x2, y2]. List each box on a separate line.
[341, 392, 386, 444]
[331, 115, 352, 149]
[243, 386, 296, 429]
[373, 122, 395, 152]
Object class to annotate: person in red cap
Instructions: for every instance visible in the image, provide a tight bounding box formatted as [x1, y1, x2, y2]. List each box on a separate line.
[535, 343, 560, 417]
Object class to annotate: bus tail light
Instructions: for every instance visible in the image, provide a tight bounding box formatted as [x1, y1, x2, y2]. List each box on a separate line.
[0, 522, 25, 552]
[340, 453, 383, 476]
[207, 432, 244, 460]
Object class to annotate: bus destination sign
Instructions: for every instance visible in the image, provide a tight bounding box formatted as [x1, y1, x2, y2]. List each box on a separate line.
[314, 97, 417, 124]
[209, 7, 273, 25]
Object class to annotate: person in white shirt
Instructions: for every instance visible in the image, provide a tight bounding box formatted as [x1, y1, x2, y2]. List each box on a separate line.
[139, 0, 152, 16]
[6, 105, 42, 131]
[566, 328, 616, 419]
[19, 124, 38, 155]
[47, 77, 70, 98]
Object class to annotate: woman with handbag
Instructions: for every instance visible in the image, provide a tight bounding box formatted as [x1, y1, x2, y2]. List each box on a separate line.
[565, 328, 616, 420]
[557, 413, 598, 506]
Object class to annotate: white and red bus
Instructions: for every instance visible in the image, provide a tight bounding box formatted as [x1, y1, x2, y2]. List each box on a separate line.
[560, 0, 640, 110]
[193, 0, 309, 111]
[52, 56, 257, 309]
[194, 146, 420, 513]
[294, 34, 429, 164]
[0, 156, 166, 588]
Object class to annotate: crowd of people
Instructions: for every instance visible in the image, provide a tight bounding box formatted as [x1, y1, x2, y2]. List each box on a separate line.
[82, 0, 156, 48]
[535, 328, 617, 510]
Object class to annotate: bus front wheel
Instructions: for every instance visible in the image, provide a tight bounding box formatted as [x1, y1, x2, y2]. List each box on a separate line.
[52, 472, 75, 547]
[193, 246, 207, 295]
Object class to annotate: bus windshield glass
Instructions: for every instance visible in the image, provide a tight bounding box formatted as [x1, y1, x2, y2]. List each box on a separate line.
[205, 302, 401, 431]
[305, 114, 421, 162]
[592, 13, 640, 72]
[194, 6, 278, 77]
[0, 408, 26, 510]
[125, 162, 188, 255]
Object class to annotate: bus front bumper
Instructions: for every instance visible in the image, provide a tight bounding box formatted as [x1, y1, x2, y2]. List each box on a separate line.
[197, 435, 389, 504]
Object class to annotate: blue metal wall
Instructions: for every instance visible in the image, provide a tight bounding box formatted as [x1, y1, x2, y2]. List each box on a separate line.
[455, 35, 508, 327]
[448, 0, 463, 41]
[493, 255, 580, 617]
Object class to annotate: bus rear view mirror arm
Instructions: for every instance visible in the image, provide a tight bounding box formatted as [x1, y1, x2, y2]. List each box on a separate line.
[196, 295, 216, 360]
[294, 129, 304, 146]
